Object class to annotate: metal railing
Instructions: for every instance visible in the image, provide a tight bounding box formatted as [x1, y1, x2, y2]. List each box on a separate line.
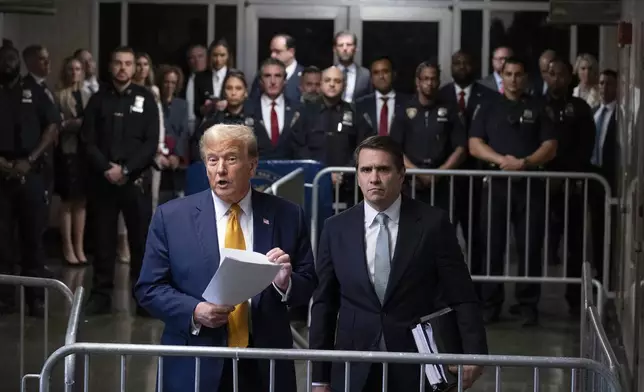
[311, 167, 613, 294]
[0, 275, 84, 391]
[37, 342, 622, 392]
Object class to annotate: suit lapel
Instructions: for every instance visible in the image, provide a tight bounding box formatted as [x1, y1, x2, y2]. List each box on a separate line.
[192, 190, 220, 282]
[251, 100, 271, 148]
[384, 198, 421, 305]
[251, 191, 275, 308]
[368, 95, 377, 130]
[350, 204, 382, 308]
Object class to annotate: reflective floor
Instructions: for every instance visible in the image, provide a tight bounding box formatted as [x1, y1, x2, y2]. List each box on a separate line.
[1, 261, 581, 392]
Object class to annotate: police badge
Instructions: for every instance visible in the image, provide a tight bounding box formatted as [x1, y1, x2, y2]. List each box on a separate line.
[406, 107, 417, 119]
[342, 111, 353, 126]
[437, 107, 448, 117]
[244, 117, 254, 127]
[565, 103, 574, 117]
[22, 89, 32, 103]
[132, 95, 145, 113]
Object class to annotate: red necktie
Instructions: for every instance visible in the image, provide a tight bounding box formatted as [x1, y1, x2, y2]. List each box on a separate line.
[270, 101, 279, 146]
[379, 96, 389, 136]
[499, 81, 504, 94]
[458, 91, 466, 112]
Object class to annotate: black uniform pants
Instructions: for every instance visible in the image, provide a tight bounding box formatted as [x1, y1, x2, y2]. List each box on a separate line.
[548, 183, 586, 309]
[0, 172, 48, 302]
[479, 178, 545, 310]
[89, 178, 151, 297]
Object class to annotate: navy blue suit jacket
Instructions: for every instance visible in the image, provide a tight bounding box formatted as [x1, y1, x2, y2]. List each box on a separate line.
[246, 96, 301, 160]
[135, 189, 317, 392]
[309, 196, 487, 392]
[249, 63, 305, 104]
[354, 92, 411, 135]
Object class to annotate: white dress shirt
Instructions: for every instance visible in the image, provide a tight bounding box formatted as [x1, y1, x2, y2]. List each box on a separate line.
[260, 94, 285, 136]
[493, 72, 503, 92]
[83, 76, 99, 95]
[375, 90, 395, 133]
[364, 196, 401, 285]
[594, 101, 616, 166]
[454, 84, 472, 108]
[340, 63, 357, 103]
[211, 66, 228, 98]
[285, 60, 298, 81]
[191, 189, 291, 335]
[186, 73, 196, 123]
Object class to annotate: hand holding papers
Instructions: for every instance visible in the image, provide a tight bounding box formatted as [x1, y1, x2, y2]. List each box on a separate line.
[202, 248, 283, 306]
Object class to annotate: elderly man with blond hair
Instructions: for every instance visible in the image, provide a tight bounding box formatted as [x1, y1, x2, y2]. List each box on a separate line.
[135, 123, 317, 392]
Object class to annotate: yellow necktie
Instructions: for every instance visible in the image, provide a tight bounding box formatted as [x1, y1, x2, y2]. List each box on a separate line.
[225, 203, 249, 347]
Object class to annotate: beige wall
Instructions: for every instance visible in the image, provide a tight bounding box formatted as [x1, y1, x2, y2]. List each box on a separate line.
[0, 0, 92, 85]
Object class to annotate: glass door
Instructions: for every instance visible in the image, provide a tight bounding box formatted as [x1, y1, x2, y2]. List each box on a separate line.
[243, 5, 348, 81]
[350, 6, 452, 93]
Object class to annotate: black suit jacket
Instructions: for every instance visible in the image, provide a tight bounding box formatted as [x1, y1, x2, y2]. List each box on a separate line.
[246, 96, 300, 160]
[193, 68, 229, 120]
[309, 196, 487, 392]
[438, 82, 493, 131]
[354, 92, 410, 136]
[594, 109, 617, 189]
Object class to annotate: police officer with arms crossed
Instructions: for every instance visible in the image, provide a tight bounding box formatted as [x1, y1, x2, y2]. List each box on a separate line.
[81, 46, 160, 315]
[390, 60, 467, 211]
[469, 57, 558, 326]
[0, 42, 59, 317]
[543, 57, 595, 316]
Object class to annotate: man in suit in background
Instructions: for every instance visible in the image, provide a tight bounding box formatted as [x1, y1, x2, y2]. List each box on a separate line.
[135, 123, 317, 392]
[531, 49, 556, 97]
[251, 34, 304, 104]
[355, 56, 409, 137]
[334, 31, 372, 103]
[183, 44, 208, 132]
[479, 46, 512, 93]
[309, 136, 487, 392]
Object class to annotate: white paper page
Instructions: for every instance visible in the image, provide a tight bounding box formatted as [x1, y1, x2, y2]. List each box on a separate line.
[411, 325, 442, 386]
[202, 248, 282, 305]
[424, 322, 448, 382]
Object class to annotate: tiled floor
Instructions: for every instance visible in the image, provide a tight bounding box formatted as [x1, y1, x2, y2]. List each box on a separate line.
[1, 262, 583, 392]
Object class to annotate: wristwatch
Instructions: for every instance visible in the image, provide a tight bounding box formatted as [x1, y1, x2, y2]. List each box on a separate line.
[122, 165, 130, 177]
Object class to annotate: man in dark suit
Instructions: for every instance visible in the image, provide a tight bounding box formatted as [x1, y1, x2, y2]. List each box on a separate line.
[250, 34, 304, 104]
[334, 31, 372, 103]
[135, 123, 317, 392]
[309, 136, 487, 392]
[247, 58, 299, 159]
[355, 56, 409, 137]
[589, 69, 618, 284]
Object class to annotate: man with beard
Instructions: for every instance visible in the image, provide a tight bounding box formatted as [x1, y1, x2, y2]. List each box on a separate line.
[389, 61, 467, 214]
[543, 57, 595, 316]
[299, 66, 321, 104]
[469, 57, 557, 326]
[0, 42, 59, 317]
[333, 31, 372, 103]
[81, 46, 159, 315]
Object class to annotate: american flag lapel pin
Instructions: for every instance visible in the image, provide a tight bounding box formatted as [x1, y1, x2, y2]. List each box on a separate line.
[263, 218, 270, 225]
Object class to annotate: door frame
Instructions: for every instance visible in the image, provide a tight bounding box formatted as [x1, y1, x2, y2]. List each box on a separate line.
[349, 5, 452, 83]
[243, 4, 348, 82]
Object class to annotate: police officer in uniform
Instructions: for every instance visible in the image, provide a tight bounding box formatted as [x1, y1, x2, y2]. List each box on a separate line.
[0, 42, 59, 316]
[81, 46, 159, 315]
[390, 60, 467, 212]
[291, 66, 372, 205]
[543, 57, 595, 315]
[469, 57, 558, 326]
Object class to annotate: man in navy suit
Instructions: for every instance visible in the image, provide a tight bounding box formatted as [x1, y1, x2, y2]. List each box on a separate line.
[250, 34, 304, 104]
[309, 136, 487, 392]
[135, 123, 317, 392]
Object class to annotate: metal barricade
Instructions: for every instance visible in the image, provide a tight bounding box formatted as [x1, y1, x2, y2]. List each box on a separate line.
[263, 167, 306, 208]
[0, 275, 84, 392]
[311, 167, 614, 294]
[38, 342, 622, 392]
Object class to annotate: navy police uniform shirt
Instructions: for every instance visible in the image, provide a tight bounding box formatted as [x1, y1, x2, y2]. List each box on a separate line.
[470, 94, 556, 160]
[390, 96, 467, 169]
[544, 95, 595, 172]
[290, 100, 372, 166]
[80, 82, 159, 179]
[0, 78, 59, 159]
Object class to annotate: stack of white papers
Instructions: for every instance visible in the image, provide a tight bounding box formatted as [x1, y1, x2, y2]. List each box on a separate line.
[411, 308, 453, 389]
[202, 248, 282, 305]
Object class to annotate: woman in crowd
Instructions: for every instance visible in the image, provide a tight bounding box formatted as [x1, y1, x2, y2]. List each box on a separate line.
[573, 53, 600, 110]
[54, 56, 90, 266]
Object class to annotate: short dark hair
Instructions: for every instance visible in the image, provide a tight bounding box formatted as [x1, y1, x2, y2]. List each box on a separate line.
[259, 57, 286, 78]
[501, 56, 526, 73]
[333, 30, 358, 47]
[221, 68, 248, 91]
[22, 44, 43, 62]
[73, 48, 88, 58]
[110, 46, 135, 61]
[301, 65, 321, 77]
[600, 69, 618, 79]
[274, 34, 296, 50]
[0, 40, 18, 56]
[370, 55, 395, 71]
[354, 136, 405, 173]
[415, 60, 440, 79]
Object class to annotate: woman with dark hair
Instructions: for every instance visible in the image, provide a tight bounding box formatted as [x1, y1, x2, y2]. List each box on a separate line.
[193, 38, 234, 121]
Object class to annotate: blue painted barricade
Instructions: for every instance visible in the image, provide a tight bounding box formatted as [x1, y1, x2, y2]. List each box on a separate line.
[184, 160, 333, 239]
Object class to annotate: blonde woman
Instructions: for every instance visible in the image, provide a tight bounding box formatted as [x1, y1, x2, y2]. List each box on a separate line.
[573, 53, 600, 110]
[55, 56, 91, 266]
[134, 52, 167, 212]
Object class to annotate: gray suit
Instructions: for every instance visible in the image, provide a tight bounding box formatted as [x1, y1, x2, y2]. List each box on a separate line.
[479, 73, 502, 93]
[339, 63, 373, 103]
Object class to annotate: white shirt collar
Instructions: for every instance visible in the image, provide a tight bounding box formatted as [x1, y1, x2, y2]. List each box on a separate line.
[375, 90, 395, 100]
[339, 63, 357, 74]
[261, 93, 285, 107]
[454, 83, 472, 96]
[30, 73, 46, 85]
[285, 60, 298, 80]
[214, 66, 227, 80]
[211, 188, 253, 222]
[364, 195, 402, 227]
[601, 100, 617, 112]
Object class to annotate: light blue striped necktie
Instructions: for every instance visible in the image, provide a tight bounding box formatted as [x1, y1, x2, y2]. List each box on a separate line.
[592, 106, 607, 165]
[373, 213, 391, 303]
